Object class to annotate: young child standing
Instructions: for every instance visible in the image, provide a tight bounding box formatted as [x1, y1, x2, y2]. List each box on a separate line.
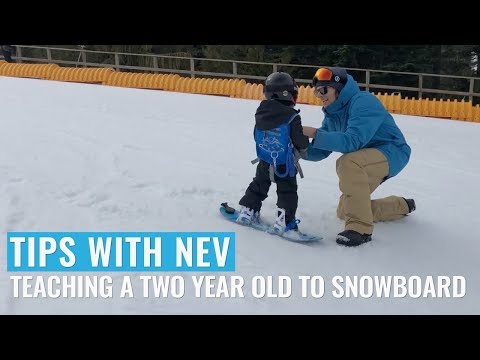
[237, 72, 310, 235]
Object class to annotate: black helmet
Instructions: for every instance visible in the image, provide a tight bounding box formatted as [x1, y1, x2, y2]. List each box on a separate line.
[264, 72, 298, 103]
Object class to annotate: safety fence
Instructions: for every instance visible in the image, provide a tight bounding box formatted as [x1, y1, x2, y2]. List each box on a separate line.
[1, 62, 479, 123]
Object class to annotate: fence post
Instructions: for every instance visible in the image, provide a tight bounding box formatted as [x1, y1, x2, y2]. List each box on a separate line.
[114, 53, 121, 71]
[365, 70, 370, 92]
[233, 62, 238, 78]
[273, 64, 277, 73]
[419, 74, 423, 99]
[190, 58, 195, 78]
[46, 48, 52, 61]
[16, 46, 22, 63]
[469, 78, 474, 103]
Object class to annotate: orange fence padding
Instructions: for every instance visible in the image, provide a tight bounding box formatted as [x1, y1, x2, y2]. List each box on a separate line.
[1, 64, 479, 123]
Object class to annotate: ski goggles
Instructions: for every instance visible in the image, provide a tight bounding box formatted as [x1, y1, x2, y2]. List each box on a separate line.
[312, 67, 333, 87]
[314, 86, 329, 97]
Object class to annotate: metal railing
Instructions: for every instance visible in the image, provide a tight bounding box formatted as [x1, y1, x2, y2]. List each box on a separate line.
[4, 45, 480, 102]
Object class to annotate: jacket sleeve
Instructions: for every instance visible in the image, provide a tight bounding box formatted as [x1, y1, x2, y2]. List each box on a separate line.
[311, 96, 385, 153]
[290, 115, 310, 150]
[305, 117, 332, 161]
[290, 114, 310, 159]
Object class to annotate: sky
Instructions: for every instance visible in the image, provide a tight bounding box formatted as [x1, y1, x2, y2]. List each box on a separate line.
[0, 76, 479, 315]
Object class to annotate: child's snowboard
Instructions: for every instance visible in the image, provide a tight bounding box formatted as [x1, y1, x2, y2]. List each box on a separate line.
[219, 203, 322, 243]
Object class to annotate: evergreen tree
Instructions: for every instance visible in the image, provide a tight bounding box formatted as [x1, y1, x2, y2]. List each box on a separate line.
[87, 45, 154, 70]
[200, 45, 267, 79]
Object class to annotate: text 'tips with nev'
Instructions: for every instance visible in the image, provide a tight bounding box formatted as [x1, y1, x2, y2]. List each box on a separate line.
[7, 232, 235, 271]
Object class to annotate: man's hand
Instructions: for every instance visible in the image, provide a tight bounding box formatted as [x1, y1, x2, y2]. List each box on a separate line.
[303, 126, 318, 139]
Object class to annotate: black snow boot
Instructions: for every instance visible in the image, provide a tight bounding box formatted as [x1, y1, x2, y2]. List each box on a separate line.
[403, 198, 416, 213]
[336, 230, 372, 247]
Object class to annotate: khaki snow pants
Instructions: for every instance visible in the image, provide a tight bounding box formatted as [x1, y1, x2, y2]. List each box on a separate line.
[336, 148, 409, 235]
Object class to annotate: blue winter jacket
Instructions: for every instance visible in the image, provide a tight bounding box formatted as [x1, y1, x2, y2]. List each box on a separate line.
[306, 74, 411, 178]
